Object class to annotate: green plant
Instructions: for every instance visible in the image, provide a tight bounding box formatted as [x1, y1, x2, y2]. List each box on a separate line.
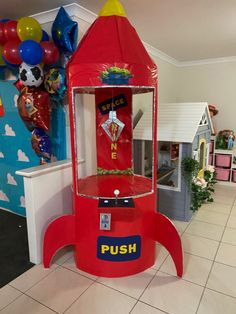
[100, 67, 132, 79]
[182, 157, 199, 185]
[182, 158, 217, 211]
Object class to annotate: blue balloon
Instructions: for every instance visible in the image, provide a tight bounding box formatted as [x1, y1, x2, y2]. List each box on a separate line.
[19, 40, 43, 65]
[31, 128, 52, 162]
[0, 19, 10, 23]
[44, 67, 66, 103]
[51, 7, 78, 53]
[41, 30, 50, 42]
[2, 56, 19, 70]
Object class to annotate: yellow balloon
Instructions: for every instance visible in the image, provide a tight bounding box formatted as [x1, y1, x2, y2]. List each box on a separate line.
[17, 17, 42, 42]
[0, 46, 5, 66]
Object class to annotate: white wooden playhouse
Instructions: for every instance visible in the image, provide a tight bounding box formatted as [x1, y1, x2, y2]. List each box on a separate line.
[133, 102, 213, 221]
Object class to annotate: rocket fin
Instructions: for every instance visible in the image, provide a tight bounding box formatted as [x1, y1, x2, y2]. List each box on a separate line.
[43, 215, 76, 268]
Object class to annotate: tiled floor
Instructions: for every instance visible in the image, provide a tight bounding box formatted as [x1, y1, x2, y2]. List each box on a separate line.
[1, 184, 236, 314]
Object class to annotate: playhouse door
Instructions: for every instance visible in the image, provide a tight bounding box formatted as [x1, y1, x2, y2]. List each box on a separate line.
[198, 138, 206, 178]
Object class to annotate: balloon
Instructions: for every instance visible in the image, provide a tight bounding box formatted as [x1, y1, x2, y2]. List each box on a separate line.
[17, 17, 42, 42]
[19, 62, 44, 87]
[51, 7, 78, 53]
[0, 46, 5, 66]
[44, 67, 66, 102]
[31, 128, 52, 163]
[41, 41, 59, 65]
[2, 39, 22, 65]
[4, 20, 19, 41]
[19, 40, 43, 65]
[0, 22, 7, 45]
[2, 56, 19, 71]
[41, 30, 50, 42]
[14, 79, 25, 92]
[17, 87, 51, 132]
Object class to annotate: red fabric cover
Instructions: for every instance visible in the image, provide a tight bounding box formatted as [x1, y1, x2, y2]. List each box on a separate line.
[95, 88, 132, 172]
[67, 16, 157, 87]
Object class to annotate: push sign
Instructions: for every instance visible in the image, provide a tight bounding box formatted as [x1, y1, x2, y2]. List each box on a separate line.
[97, 235, 141, 261]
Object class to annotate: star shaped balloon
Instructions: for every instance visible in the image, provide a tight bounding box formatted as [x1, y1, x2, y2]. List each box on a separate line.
[52, 7, 78, 53]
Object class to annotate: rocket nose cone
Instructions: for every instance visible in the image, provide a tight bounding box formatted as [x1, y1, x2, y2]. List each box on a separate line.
[99, 0, 126, 17]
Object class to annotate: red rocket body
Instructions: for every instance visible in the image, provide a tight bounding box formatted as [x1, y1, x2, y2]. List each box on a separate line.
[43, 2, 183, 278]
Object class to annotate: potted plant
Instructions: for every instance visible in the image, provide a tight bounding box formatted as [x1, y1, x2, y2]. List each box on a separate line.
[182, 158, 217, 211]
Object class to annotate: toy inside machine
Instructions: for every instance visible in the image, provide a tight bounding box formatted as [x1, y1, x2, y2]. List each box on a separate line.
[43, 0, 183, 277]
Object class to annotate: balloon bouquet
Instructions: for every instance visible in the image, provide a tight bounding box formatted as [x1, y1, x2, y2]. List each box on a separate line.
[0, 8, 78, 164]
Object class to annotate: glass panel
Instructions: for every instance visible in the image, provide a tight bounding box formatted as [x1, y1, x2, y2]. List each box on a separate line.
[72, 87, 155, 198]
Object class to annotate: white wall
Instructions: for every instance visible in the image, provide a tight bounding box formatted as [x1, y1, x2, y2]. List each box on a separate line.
[177, 61, 236, 132]
[153, 56, 179, 104]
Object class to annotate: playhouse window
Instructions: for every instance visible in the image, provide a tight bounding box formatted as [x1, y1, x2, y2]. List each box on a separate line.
[157, 142, 182, 191]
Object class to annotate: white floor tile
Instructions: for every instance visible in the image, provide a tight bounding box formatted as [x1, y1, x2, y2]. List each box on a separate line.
[215, 242, 236, 267]
[213, 187, 236, 197]
[0, 285, 22, 311]
[222, 227, 236, 245]
[213, 194, 235, 206]
[140, 272, 203, 314]
[171, 220, 190, 234]
[197, 288, 236, 314]
[207, 262, 236, 298]
[231, 206, 236, 215]
[9, 264, 58, 293]
[64, 282, 136, 314]
[131, 302, 164, 314]
[98, 268, 156, 299]
[185, 220, 224, 241]
[182, 234, 219, 260]
[62, 256, 98, 280]
[0, 294, 55, 314]
[193, 210, 228, 226]
[160, 252, 213, 286]
[200, 202, 232, 214]
[152, 244, 169, 270]
[227, 214, 236, 229]
[26, 267, 93, 313]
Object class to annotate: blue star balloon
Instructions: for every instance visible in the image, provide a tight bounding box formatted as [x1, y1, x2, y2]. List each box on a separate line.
[31, 128, 52, 163]
[51, 7, 78, 53]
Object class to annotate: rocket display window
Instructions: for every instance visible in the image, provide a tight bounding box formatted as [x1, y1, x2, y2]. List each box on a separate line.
[72, 86, 155, 198]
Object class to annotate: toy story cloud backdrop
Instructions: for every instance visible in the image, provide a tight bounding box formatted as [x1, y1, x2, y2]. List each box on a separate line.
[0, 80, 66, 216]
[0, 7, 77, 215]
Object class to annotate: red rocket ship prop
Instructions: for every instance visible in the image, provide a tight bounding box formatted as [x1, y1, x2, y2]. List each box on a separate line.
[43, 0, 183, 277]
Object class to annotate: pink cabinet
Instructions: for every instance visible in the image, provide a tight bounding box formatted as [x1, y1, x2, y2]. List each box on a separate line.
[232, 170, 236, 183]
[215, 154, 231, 168]
[215, 168, 230, 181]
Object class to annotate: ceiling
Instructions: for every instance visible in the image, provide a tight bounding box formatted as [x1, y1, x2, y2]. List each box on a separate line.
[1, 0, 236, 62]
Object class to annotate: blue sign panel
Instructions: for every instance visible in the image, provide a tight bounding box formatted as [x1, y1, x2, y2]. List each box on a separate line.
[97, 235, 141, 261]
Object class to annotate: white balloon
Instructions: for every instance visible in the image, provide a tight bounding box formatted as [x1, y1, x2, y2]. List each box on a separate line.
[19, 62, 44, 88]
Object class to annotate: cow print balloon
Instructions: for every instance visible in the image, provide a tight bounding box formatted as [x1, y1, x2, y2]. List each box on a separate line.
[19, 62, 44, 88]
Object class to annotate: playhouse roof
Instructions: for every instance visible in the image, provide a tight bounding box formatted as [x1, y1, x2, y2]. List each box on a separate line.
[133, 102, 214, 143]
[67, 0, 157, 89]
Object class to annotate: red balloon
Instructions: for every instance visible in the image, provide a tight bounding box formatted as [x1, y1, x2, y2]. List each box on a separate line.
[4, 20, 19, 41]
[2, 39, 22, 65]
[17, 87, 51, 132]
[14, 79, 25, 92]
[41, 41, 60, 65]
[0, 22, 6, 45]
